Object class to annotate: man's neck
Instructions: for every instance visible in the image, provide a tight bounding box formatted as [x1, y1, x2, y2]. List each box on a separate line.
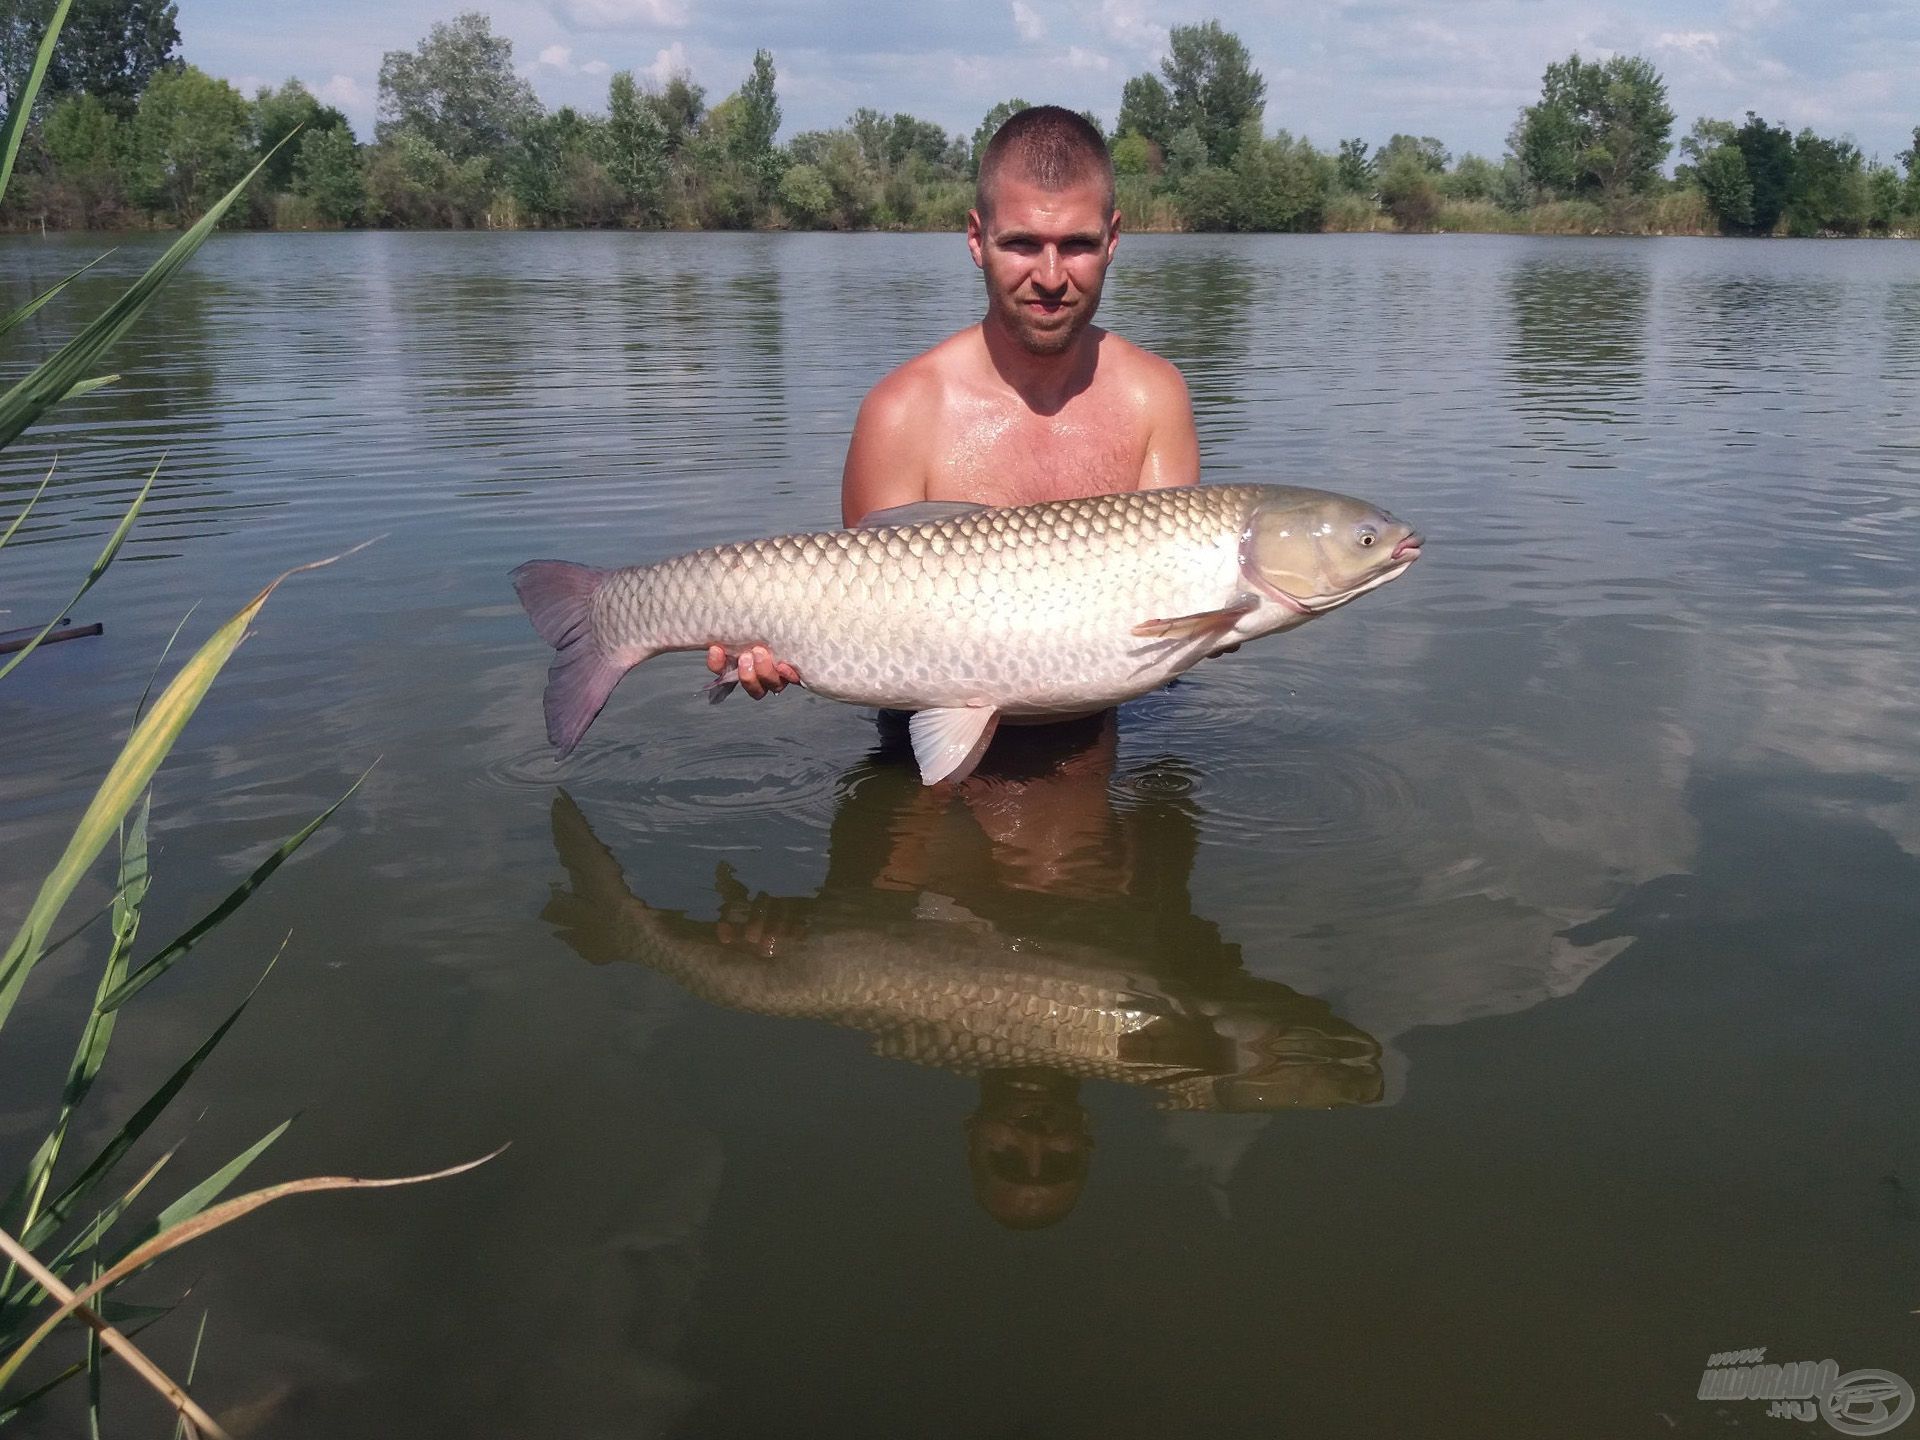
[980, 315, 1101, 416]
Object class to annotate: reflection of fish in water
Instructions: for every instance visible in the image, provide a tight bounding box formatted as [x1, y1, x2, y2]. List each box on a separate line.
[513, 484, 1420, 783]
[544, 792, 1382, 1113]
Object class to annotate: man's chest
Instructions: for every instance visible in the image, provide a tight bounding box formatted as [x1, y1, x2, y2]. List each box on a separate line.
[928, 396, 1149, 506]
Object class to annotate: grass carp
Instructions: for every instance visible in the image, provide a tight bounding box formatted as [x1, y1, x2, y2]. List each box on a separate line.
[513, 483, 1421, 784]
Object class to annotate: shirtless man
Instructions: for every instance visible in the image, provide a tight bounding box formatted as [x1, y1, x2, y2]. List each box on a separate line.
[708, 103, 1201, 698]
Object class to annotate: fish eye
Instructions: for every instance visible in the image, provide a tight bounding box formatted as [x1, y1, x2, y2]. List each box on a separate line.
[1356, 526, 1377, 548]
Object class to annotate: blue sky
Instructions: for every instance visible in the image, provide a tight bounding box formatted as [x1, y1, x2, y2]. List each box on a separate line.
[184, 0, 1919, 165]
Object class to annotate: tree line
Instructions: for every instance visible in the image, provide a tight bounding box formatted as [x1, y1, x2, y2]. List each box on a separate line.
[3, 5, 1917, 237]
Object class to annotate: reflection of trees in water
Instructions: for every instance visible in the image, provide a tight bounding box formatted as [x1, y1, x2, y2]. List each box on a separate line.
[1504, 257, 1649, 429]
[2, 261, 243, 554]
[1112, 249, 1256, 446]
[544, 715, 1382, 1228]
[1883, 282, 1920, 380]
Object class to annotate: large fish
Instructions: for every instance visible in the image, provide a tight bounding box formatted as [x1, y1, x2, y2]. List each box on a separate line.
[513, 483, 1421, 784]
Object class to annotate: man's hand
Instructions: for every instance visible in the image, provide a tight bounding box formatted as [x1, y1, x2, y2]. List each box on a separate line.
[707, 644, 800, 699]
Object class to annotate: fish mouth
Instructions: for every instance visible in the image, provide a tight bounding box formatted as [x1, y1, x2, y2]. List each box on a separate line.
[1279, 556, 1419, 614]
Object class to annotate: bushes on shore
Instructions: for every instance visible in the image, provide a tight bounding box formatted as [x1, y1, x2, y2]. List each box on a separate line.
[2, 11, 1916, 238]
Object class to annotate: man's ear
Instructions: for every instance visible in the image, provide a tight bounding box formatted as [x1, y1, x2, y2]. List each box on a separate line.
[1107, 209, 1122, 258]
[966, 208, 987, 269]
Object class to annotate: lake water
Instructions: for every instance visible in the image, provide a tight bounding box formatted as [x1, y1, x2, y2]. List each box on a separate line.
[3, 230, 1918, 1437]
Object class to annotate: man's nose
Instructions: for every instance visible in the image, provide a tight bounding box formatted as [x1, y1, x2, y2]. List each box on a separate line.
[1035, 246, 1067, 290]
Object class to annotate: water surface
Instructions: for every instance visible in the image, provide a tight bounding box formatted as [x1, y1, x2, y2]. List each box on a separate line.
[2, 231, 1917, 1437]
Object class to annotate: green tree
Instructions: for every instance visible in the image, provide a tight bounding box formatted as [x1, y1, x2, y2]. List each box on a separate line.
[364, 126, 489, 226]
[2, 0, 179, 119]
[1677, 116, 1736, 169]
[1111, 132, 1156, 177]
[607, 69, 669, 220]
[1441, 153, 1506, 203]
[1334, 138, 1373, 193]
[252, 78, 348, 191]
[1160, 20, 1265, 167]
[126, 63, 251, 221]
[1785, 129, 1867, 236]
[1511, 53, 1672, 201]
[1866, 163, 1901, 230]
[376, 11, 538, 165]
[1163, 124, 1207, 181]
[1696, 143, 1753, 232]
[1900, 127, 1920, 215]
[1116, 73, 1172, 147]
[729, 47, 779, 171]
[1178, 122, 1325, 231]
[293, 125, 365, 223]
[645, 70, 705, 155]
[1377, 152, 1440, 229]
[42, 90, 120, 173]
[1732, 112, 1794, 234]
[41, 90, 125, 223]
[778, 161, 833, 225]
[1377, 133, 1449, 174]
[970, 97, 1030, 175]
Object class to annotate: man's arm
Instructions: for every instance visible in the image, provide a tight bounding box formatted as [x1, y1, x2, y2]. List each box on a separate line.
[1136, 357, 1200, 491]
[840, 370, 934, 527]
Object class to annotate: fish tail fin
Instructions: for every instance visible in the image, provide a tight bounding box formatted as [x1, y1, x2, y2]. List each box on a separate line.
[512, 560, 651, 756]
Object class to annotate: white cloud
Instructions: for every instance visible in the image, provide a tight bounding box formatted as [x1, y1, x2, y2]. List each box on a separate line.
[554, 0, 689, 29]
[1654, 30, 1721, 57]
[1011, 1, 1045, 42]
[538, 43, 574, 68]
[644, 41, 692, 85]
[1094, 0, 1167, 57]
[315, 74, 366, 110]
[582, 59, 612, 76]
[1066, 46, 1109, 71]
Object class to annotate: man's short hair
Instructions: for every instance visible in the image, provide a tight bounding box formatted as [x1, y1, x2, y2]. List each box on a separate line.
[975, 105, 1116, 218]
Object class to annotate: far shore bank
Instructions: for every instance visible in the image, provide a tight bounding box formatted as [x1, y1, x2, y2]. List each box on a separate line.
[4, 219, 1914, 242]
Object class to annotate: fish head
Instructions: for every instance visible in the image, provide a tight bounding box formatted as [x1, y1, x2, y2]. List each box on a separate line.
[1241, 487, 1423, 617]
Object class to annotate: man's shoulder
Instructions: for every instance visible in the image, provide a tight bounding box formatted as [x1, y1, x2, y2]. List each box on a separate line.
[1093, 331, 1190, 405]
[859, 328, 980, 421]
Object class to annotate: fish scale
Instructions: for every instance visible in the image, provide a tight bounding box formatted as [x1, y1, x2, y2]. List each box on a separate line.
[514, 482, 1420, 782]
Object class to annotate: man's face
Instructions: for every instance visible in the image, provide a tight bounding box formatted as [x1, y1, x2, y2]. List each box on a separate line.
[968, 171, 1119, 356]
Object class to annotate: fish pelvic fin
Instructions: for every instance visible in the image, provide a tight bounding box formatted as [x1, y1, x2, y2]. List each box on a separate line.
[511, 560, 649, 756]
[908, 705, 1000, 785]
[1130, 594, 1259, 640]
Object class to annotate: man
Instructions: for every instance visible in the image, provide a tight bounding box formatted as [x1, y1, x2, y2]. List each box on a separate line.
[709, 103, 1201, 698]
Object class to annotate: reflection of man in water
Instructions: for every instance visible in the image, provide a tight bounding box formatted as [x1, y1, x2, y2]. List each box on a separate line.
[707, 103, 1200, 699]
[966, 1069, 1093, 1231]
[544, 720, 1381, 1232]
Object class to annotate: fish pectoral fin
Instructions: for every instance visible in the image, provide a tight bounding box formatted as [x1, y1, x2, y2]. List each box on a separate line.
[854, 500, 991, 529]
[1131, 594, 1259, 640]
[908, 706, 1001, 785]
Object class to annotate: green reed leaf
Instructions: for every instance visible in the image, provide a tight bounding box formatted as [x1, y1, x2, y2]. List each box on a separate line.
[0, 798, 149, 1256]
[102, 765, 374, 1013]
[0, 545, 365, 1039]
[0, 130, 292, 453]
[0, 250, 113, 342]
[0, 462, 55, 555]
[10, 948, 284, 1263]
[0, 459, 154, 682]
[0, 0, 71, 202]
